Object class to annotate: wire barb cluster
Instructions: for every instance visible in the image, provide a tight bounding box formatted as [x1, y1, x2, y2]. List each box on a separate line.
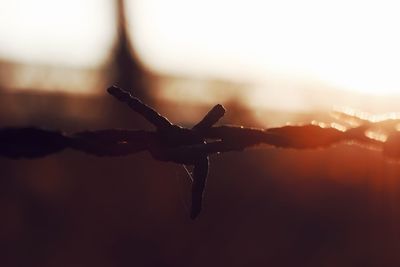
[2, 86, 400, 218]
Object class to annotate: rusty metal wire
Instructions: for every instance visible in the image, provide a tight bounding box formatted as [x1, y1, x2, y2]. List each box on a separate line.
[2, 86, 400, 218]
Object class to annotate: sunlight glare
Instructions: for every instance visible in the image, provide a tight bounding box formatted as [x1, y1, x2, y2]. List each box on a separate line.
[2, 0, 400, 98]
[128, 0, 400, 96]
[0, 0, 115, 67]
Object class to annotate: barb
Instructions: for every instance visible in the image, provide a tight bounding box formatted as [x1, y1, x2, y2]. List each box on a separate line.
[107, 85, 172, 129]
[1, 86, 399, 218]
[192, 104, 225, 130]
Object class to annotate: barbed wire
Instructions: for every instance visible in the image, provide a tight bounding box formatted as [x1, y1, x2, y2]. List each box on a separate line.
[2, 86, 400, 218]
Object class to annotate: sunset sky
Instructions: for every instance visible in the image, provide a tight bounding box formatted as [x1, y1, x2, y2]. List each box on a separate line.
[1, 0, 400, 97]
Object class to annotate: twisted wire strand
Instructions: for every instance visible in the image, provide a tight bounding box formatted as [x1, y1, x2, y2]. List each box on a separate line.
[2, 86, 400, 218]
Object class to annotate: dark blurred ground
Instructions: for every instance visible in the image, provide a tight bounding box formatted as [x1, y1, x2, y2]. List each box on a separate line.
[1, 91, 400, 267]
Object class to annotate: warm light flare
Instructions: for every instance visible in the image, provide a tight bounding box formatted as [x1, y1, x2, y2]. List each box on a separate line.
[128, 0, 400, 96]
[365, 130, 388, 142]
[311, 121, 347, 132]
[331, 107, 400, 143]
[333, 107, 400, 123]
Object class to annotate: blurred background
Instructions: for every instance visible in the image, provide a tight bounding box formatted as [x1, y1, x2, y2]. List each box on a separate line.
[1, 0, 400, 266]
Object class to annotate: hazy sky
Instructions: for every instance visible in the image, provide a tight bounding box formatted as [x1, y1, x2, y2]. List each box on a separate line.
[1, 0, 400, 96]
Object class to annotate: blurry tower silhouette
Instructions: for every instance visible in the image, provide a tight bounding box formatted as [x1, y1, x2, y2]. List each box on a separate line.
[109, 0, 149, 101]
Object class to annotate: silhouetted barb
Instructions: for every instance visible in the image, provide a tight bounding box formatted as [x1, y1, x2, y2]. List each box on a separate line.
[192, 104, 225, 130]
[191, 156, 209, 219]
[107, 85, 172, 129]
[0, 86, 398, 218]
[107, 85, 215, 218]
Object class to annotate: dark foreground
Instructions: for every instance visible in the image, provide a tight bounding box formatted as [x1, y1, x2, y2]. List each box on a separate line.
[1, 91, 399, 267]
